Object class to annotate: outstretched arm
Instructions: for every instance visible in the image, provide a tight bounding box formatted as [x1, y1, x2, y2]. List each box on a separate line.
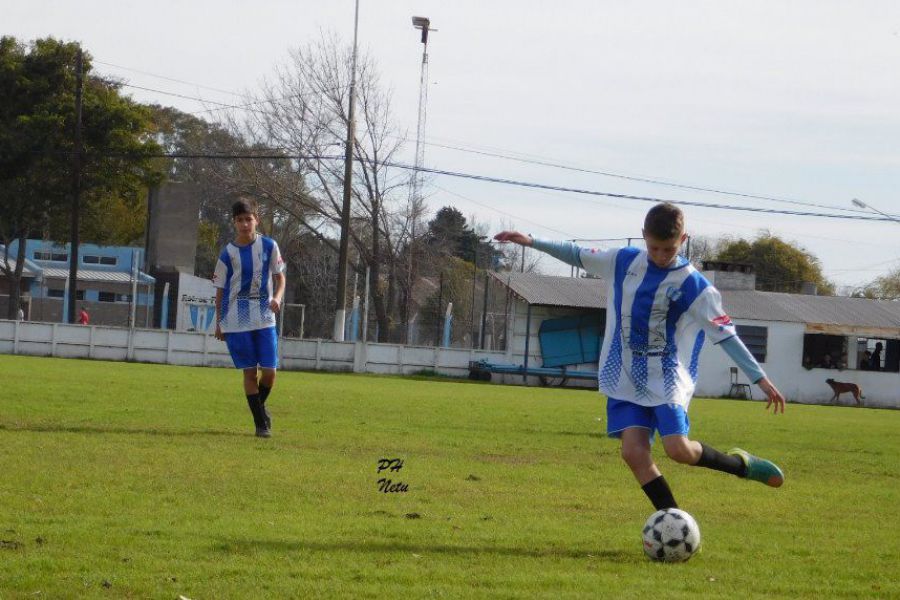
[494, 231, 585, 269]
[494, 231, 533, 246]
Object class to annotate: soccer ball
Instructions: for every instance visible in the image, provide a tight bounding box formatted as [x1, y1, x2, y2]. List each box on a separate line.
[642, 508, 701, 562]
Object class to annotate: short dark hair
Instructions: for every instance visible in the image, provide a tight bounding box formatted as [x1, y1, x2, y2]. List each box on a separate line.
[232, 198, 257, 219]
[643, 203, 684, 240]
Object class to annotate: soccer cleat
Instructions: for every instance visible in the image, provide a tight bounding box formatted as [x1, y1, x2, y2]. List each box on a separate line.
[729, 448, 784, 488]
[255, 427, 271, 438]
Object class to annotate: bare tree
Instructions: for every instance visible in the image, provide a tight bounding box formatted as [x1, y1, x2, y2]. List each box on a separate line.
[215, 33, 414, 342]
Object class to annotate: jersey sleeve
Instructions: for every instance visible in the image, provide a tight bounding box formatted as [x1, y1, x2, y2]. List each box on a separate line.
[529, 238, 618, 278]
[577, 246, 619, 279]
[212, 254, 228, 289]
[270, 241, 286, 275]
[687, 286, 737, 345]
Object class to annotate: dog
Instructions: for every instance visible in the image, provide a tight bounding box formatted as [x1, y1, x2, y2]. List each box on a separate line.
[825, 378, 865, 406]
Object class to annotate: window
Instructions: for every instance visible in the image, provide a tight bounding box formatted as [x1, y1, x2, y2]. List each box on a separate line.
[98, 291, 131, 303]
[46, 289, 84, 300]
[802, 334, 847, 370]
[34, 250, 69, 262]
[855, 337, 900, 373]
[83, 255, 117, 266]
[735, 325, 767, 363]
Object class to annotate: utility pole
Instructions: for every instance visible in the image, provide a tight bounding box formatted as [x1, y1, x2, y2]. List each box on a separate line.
[67, 48, 84, 324]
[333, 0, 361, 341]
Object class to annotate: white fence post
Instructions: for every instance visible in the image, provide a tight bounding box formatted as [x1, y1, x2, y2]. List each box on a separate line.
[13, 320, 19, 355]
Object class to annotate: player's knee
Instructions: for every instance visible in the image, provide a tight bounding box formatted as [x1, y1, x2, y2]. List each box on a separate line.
[621, 444, 650, 468]
[663, 440, 694, 464]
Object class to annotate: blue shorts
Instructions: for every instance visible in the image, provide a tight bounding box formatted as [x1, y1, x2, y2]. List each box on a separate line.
[606, 398, 690, 439]
[224, 327, 279, 370]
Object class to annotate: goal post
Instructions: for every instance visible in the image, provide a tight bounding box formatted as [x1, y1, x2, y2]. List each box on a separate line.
[279, 303, 306, 340]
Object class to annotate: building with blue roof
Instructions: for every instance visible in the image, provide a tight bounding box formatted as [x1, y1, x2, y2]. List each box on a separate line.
[4, 239, 155, 326]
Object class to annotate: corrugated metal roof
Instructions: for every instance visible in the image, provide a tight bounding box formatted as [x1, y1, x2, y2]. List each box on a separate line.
[721, 290, 900, 328]
[41, 267, 156, 285]
[490, 272, 900, 329]
[490, 272, 607, 308]
[0, 246, 41, 277]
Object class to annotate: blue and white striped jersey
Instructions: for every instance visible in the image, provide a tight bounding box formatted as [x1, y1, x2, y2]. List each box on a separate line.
[534, 240, 753, 408]
[212, 235, 285, 333]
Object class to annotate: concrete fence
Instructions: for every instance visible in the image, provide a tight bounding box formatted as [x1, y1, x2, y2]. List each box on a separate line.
[0, 320, 509, 379]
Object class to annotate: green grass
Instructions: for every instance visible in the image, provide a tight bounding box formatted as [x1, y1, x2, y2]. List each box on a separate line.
[1, 355, 898, 599]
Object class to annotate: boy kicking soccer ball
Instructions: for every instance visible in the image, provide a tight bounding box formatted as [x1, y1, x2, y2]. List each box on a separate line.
[494, 203, 786, 511]
[214, 198, 286, 438]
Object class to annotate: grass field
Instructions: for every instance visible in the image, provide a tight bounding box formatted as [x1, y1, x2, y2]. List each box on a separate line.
[1, 355, 898, 599]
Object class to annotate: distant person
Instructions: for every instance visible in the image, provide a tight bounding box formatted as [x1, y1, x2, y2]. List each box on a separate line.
[16, 307, 24, 321]
[869, 342, 883, 371]
[77, 306, 89, 325]
[859, 351, 872, 371]
[494, 202, 786, 516]
[213, 198, 286, 438]
[819, 353, 835, 369]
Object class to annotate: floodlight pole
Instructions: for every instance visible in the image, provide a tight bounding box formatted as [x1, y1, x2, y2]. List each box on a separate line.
[333, 0, 361, 341]
[405, 16, 435, 344]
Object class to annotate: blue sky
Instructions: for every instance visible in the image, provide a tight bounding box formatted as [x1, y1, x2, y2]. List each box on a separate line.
[8, 1, 900, 290]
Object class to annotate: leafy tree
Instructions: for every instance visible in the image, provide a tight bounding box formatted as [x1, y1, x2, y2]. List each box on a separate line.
[0, 36, 161, 318]
[424, 206, 499, 270]
[714, 231, 834, 295]
[857, 267, 900, 299]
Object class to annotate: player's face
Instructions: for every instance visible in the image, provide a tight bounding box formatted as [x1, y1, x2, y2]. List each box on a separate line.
[234, 212, 258, 240]
[643, 230, 687, 268]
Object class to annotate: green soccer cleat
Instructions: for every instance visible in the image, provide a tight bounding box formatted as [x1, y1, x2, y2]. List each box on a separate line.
[729, 448, 784, 488]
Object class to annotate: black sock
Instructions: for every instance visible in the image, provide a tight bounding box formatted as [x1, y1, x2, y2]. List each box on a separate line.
[246, 393, 265, 429]
[258, 384, 271, 404]
[641, 475, 678, 510]
[695, 443, 747, 477]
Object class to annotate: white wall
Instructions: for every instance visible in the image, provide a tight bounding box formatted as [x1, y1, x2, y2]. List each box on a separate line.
[0, 320, 507, 380]
[695, 319, 900, 409]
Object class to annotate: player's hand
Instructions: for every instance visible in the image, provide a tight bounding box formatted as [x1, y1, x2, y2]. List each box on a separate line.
[270, 297, 282, 314]
[757, 377, 786, 414]
[493, 231, 533, 246]
[214, 324, 224, 342]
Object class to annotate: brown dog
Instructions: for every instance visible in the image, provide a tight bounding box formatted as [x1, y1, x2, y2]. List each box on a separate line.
[826, 378, 864, 406]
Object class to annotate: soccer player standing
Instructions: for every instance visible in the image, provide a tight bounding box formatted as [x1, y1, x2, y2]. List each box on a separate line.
[214, 199, 286, 438]
[494, 203, 786, 511]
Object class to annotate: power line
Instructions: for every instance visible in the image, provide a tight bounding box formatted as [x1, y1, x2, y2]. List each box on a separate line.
[431, 184, 578, 238]
[126, 150, 897, 223]
[94, 60, 247, 98]
[410, 137, 870, 216]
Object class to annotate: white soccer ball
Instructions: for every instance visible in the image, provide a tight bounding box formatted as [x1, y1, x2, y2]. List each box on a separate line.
[642, 508, 701, 562]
